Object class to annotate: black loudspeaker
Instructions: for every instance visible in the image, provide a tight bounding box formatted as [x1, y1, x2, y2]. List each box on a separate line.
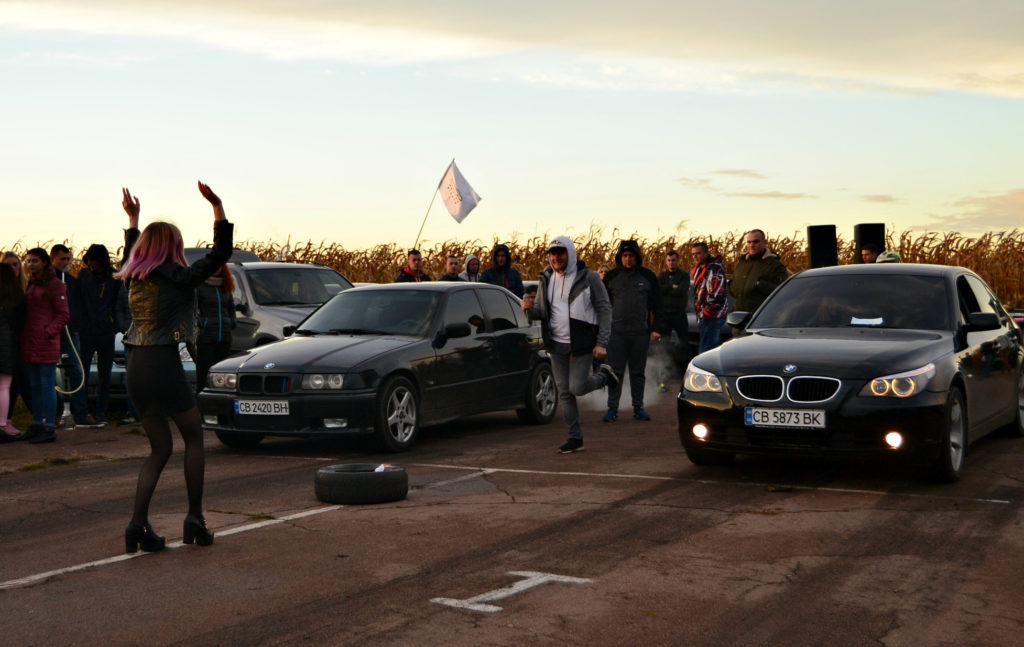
[854, 223, 886, 263]
[807, 225, 838, 268]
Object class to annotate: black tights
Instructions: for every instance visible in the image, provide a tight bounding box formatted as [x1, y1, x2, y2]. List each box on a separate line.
[131, 406, 206, 525]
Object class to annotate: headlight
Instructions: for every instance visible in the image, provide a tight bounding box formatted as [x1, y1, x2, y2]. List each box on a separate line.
[302, 374, 344, 390]
[207, 372, 237, 389]
[860, 363, 935, 398]
[683, 364, 723, 393]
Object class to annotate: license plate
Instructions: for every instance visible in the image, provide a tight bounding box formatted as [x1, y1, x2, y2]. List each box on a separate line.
[745, 407, 825, 428]
[235, 400, 290, 415]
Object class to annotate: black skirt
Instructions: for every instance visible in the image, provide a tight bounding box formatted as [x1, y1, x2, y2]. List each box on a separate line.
[126, 345, 195, 417]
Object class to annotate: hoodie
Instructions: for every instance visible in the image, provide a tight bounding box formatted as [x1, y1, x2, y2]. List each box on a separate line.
[458, 254, 481, 282]
[78, 244, 122, 337]
[480, 244, 524, 297]
[602, 240, 665, 335]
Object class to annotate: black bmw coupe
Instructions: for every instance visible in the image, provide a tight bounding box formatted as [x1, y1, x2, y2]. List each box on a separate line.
[199, 283, 556, 451]
[677, 263, 1024, 481]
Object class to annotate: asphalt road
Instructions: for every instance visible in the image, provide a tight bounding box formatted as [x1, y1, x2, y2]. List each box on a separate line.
[2, 390, 1023, 646]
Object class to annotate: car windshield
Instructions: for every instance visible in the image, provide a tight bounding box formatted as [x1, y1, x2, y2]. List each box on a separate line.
[248, 267, 353, 306]
[750, 274, 950, 330]
[299, 289, 441, 336]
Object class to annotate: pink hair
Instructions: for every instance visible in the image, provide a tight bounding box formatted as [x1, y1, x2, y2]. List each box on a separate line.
[117, 221, 187, 280]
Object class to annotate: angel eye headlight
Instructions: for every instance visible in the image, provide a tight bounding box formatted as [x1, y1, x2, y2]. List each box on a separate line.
[861, 363, 935, 398]
[208, 372, 237, 389]
[302, 374, 344, 390]
[684, 364, 723, 393]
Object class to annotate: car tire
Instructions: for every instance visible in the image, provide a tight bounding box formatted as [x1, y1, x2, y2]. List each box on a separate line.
[375, 376, 419, 452]
[683, 443, 735, 467]
[930, 388, 967, 482]
[314, 463, 409, 505]
[215, 430, 264, 449]
[516, 362, 557, 425]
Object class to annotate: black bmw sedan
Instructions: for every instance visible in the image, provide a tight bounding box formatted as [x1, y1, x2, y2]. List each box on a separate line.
[199, 283, 556, 451]
[678, 263, 1024, 481]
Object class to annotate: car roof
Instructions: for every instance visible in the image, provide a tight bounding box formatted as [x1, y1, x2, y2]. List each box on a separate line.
[794, 263, 967, 279]
[348, 282, 515, 293]
[183, 247, 261, 264]
[234, 262, 340, 271]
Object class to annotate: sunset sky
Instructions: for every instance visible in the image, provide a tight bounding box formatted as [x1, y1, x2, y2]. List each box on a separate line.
[2, 1, 1022, 254]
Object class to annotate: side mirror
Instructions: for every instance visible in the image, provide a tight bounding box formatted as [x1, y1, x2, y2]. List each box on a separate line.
[966, 312, 1000, 332]
[283, 325, 296, 337]
[234, 300, 249, 315]
[433, 322, 471, 348]
[726, 311, 751, 328]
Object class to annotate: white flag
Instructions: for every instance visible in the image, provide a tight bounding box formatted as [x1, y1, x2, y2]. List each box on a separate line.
[437, 160, 481, 223]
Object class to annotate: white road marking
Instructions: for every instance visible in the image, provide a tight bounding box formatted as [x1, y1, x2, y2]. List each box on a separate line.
[0, 505, 341, 591]
[410, 463, 1012, 505]
[432, 571, 592, 613]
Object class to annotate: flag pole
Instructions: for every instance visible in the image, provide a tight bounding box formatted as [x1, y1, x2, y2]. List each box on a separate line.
[412, 159, 454, 250]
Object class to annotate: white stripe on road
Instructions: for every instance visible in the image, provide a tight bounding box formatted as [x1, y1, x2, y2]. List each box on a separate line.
[410, 462, 1012, 505]
[0, 505, 341, 591]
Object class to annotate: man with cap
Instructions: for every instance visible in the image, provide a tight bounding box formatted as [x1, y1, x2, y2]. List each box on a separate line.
[522, 236, 616, 454]
[602, 240, 666, 422]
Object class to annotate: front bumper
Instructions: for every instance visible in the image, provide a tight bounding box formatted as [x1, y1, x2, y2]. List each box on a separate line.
[677, 385, 948, 462]
[198, 390, 378, 437]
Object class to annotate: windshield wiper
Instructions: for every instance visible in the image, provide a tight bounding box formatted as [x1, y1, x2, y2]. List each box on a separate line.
[258, 300, 311, 306]
[292, 328, 317, 335]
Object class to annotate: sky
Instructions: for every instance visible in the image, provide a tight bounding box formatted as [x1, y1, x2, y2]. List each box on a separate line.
[2, 1, 1023, 253]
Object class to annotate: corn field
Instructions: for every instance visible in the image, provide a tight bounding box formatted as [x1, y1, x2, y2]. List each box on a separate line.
[10, 226, 1024, 307]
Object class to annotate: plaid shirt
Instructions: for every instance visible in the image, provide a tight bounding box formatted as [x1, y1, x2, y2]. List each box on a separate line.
[692, 256, 728, 321]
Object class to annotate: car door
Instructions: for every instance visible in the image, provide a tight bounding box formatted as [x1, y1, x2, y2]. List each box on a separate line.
[430, 289, 491, 418]
[956, 275, 1015, 428]
[229, 267, 259, 351]
[477, 287, 533, 408]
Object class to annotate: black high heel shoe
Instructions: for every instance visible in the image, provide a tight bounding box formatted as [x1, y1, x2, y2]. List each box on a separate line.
[183, 514, 214, 546]
[125, 521, 166, 554]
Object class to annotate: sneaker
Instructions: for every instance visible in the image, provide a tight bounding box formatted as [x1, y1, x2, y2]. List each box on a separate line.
[29, 427, 57, 444]
[602, 408, 618, 423]
[558, 438, 584, 453]
[74, 415, 102, 429]
[120, 416, 139, 426]
[598, 364, 620, 391]
[657, 383, 670, 393]
[19, 423, 43, 442]
[633, 407, 651, 421]
[95, 417, 108, 428]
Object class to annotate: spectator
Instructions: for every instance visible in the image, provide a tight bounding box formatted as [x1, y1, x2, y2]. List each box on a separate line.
[50, 244, 87, 428]
[0, 263, 26, 441]
[481, 244, 524, 297]
[3, 252, 30, 420]
[19, 248, 70, 443]
[876, 250, 902, 263]
[860, 243, 881, 264]
[3, 252, 28, 292]
[657, 250, 690, 371]
[597, 263, 611, 281]
[118, 182, 230, 553]
[691, 242, 729, 353]
[602, 240, 665, 422]
[193, 264, 236, 395]
[113, 284, 140, 425]
[395, 250, 432, 283]
[459, 254, 482, 282]
[74, 244, 122, 427]
[728, 229, 788, 314]
[521, 236, 616, 454]
[438, 256, 464, 281]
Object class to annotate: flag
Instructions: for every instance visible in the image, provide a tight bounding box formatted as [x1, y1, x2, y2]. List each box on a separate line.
[437, 160, 481, 223]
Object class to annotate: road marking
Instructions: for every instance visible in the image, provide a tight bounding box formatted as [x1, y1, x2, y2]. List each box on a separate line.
[0, 505, 341, 591]
[432, 571, 592, 613]
[410, 463, 1011, 505]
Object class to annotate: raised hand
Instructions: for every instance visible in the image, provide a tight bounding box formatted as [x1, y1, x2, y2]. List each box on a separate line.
[198, 181, 226, 221]
[122, 187, 140, 229]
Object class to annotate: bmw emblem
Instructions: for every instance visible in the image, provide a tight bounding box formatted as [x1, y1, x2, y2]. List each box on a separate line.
[264, 362, 276, 370]
[783, 364, 797, 374]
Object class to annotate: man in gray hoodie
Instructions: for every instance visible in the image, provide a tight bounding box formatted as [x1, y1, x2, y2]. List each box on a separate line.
[459, 254, 481, 282]
[522, 236, 617, 453]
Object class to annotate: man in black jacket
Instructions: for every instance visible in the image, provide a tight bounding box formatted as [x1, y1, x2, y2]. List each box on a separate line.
[74, 244, 122, 426]
[602, 240, 666, 422]
[657, 250, 690, 377]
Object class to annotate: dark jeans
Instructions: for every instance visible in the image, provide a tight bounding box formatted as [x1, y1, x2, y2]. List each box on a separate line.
[698, 318, 726, 354]
[25, 362, 56, 427]
[606, 332, 650, 410]
[73, 332, 115, 421]
[664, 310, 690, 368]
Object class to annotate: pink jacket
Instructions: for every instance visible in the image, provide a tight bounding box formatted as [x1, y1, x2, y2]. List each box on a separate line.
[21, 270, 70, 364]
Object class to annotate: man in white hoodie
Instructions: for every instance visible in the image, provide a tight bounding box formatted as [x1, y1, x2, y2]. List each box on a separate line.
[522, 236, 617, 453]
[459, 254, 482, 282]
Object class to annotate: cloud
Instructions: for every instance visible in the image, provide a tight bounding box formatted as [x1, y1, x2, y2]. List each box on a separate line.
[712, 169, 766, 179]
[860, 194, 898, 203]
[722, 191, 817, 200]
[921, 189, 1024, 231]
[3, 1, 1024, 96]
[675, 176, 717, 191]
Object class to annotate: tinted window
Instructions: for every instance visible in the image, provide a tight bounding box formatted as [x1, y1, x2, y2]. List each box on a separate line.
[478, 288, 519, 331]
[248, 267, 353, 306]
[751, 274, 950, 330]
[509, 294, 529, 328]
[300, 289, 440, 336]
[965, 275, 1000, 316]
[444, 290, 485, 334]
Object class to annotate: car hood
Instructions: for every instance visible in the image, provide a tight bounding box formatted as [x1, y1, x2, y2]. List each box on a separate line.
[218, 334, 419, 372]
[257, 304, 319, 324]
[696, 328, 953, 379]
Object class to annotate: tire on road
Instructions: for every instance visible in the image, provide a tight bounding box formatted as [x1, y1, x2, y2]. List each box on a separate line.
[375, 375, 419, 452]
[930, 388, 967, 482]
[516, 361, 557, 425]
[314, 463, 409, 505]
